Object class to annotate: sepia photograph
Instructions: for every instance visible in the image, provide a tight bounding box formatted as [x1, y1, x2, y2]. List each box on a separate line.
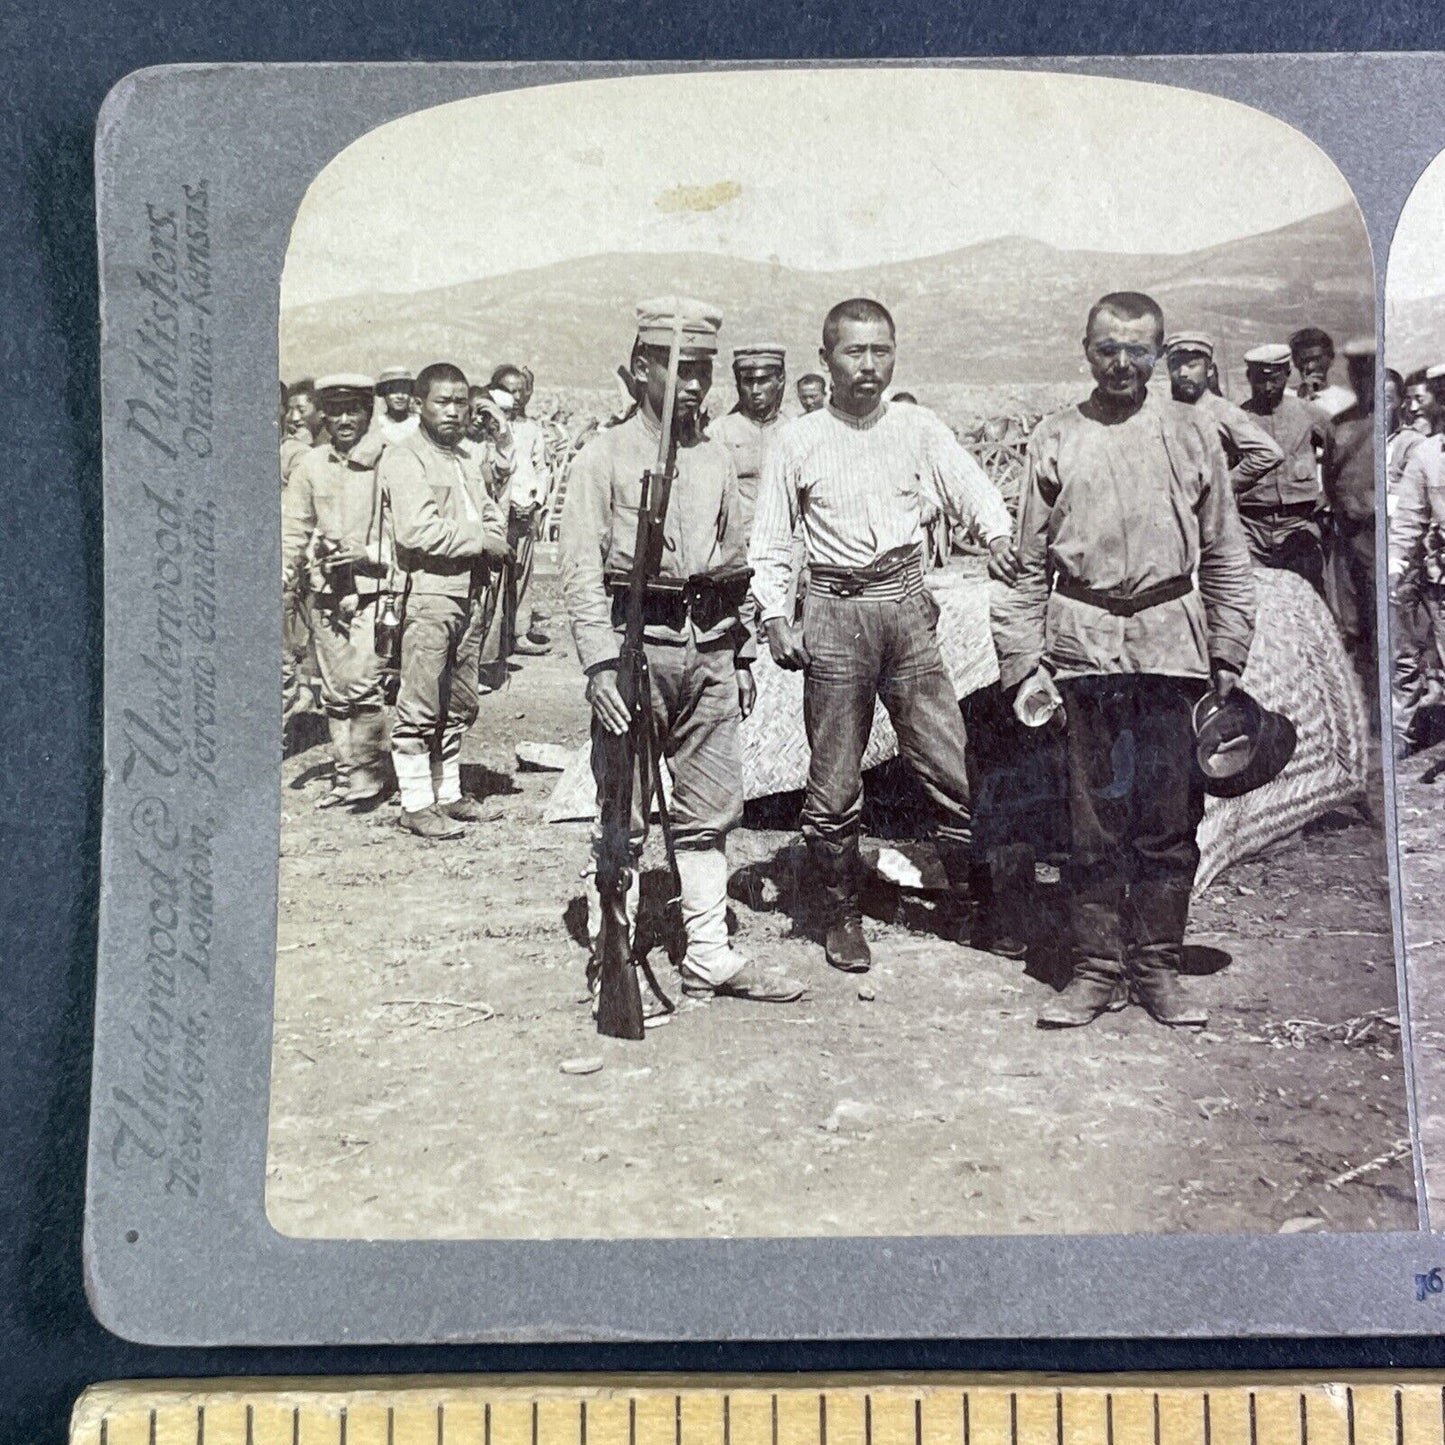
[1385, 152, 1445, 1225]
[264, 66, 1408, 1243]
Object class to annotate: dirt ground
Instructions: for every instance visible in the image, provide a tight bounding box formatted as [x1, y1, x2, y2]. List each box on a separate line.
[266, 555, 1415, 1241]
[1393, 726, 1445, 1224]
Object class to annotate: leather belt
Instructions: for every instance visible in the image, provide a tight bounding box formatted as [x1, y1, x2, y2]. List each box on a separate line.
[1237, 500, 1319, 519]
[1053, 573, 1193, 618]
[605, 569, 752, 633]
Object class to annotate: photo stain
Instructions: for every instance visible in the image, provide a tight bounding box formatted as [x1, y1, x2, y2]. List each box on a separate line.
[656, 180, 743, 213]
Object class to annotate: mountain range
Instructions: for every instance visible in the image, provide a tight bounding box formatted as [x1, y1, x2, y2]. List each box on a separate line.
[281, 204, 1372, 389]
[1386, 293, 1445, 374]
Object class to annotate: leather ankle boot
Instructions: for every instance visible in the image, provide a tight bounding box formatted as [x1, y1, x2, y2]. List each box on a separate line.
[1132, 967, 1207, 1027]
[1037, 968, 1128, 1028]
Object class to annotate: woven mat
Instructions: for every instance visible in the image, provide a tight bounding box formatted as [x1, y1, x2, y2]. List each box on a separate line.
[1194, 566, 1368, 889]
[545, 566, 1369, 891]
[543, 569, 996, 821]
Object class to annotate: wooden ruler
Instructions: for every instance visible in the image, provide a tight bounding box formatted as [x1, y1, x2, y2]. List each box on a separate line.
[68, 1376, 1445, 1445]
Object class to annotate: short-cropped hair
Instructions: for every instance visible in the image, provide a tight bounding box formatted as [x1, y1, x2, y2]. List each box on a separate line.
[1289, 327, 1334, 357]
[822, 298, 896, 353]
[415, 362, 468, 400]
[1085, 292, 1165, 344]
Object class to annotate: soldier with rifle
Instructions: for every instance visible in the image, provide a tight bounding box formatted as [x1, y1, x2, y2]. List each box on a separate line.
[560, 297, 806, 1035]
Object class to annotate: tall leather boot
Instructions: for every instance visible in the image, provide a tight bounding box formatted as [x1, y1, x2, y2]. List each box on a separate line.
[1127, 877, 1206, 1027]
[935, 840, 1028, 958]
[320, 717, 353, 807]
[1037, 886, 1128, 1028]
[345, 708, 390, 804]
[807, 834, 871, 973]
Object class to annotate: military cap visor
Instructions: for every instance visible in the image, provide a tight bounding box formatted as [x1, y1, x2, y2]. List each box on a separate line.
[1243, 343, 1292, 368]
[315, 372, 376, 398]
[1164, 333, 1214, 360]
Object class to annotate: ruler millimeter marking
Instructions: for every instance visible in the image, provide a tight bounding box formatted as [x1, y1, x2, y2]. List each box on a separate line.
[70, 1378, 1445, 1445]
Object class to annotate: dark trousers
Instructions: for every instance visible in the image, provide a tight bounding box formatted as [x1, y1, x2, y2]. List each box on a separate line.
[960, 681, 1068, 860]
[800, 587, 971, 849]
[1240, 509, 1326, 596]
[1394, 581, 1445, 746]
[1058, 674, 1205, 977]
[1332, 516, 1378, 727]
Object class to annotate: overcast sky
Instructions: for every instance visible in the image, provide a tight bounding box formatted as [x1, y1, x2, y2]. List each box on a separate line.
[283, 67, 1357, 310]
[1389, 148, 1445, 303]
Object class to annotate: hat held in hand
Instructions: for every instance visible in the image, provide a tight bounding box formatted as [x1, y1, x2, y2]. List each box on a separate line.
[1192, 686, 1297, 798]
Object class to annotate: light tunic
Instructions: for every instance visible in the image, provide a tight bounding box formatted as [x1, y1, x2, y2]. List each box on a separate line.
[991, 392, 1255, 689]
[1391, 434, 1445, 578]
[707, 407, 784, 540]
[378, 427, 507, 597]
[1189, 389, 1285, 490]
[558, 409, 754, 673]
[1237, 393, 1333, 508]
[281, 441, 388, 596]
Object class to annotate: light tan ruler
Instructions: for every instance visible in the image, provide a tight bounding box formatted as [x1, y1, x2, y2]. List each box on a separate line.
[68, 1375, 1445, 1445]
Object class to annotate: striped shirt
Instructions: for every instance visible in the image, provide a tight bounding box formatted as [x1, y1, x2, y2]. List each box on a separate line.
[749, 400, 1011, 621]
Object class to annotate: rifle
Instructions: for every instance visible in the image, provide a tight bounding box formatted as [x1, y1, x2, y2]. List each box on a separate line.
[594, 321, 683, 1040]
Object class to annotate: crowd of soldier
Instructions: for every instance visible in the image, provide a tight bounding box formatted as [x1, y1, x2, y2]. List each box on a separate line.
[278, 299, 1377, 1032]
[1386, 363, 1445, 756]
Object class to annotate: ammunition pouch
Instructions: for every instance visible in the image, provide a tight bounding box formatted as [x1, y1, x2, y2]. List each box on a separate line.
[606, 567, 752, 634]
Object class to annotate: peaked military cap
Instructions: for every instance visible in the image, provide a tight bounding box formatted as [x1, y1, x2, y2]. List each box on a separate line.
[1164, 332, 1214, 360]
[1243, 343, 1293, 368]
[1341, 336, 1376, 359]
[315, 372, 375, 397]
[376, 365, 414, 386]
[1427, 363, 1445, 381]
[732, 343, 786, 368]
[635, 296, 724, 354]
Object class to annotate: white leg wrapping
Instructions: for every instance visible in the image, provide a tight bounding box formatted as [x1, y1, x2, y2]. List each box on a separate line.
[393, 750, 436, 812]
[434, 755, 462, 806]
[676, 846, 743, 986]
[328, 717, 353, 790]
